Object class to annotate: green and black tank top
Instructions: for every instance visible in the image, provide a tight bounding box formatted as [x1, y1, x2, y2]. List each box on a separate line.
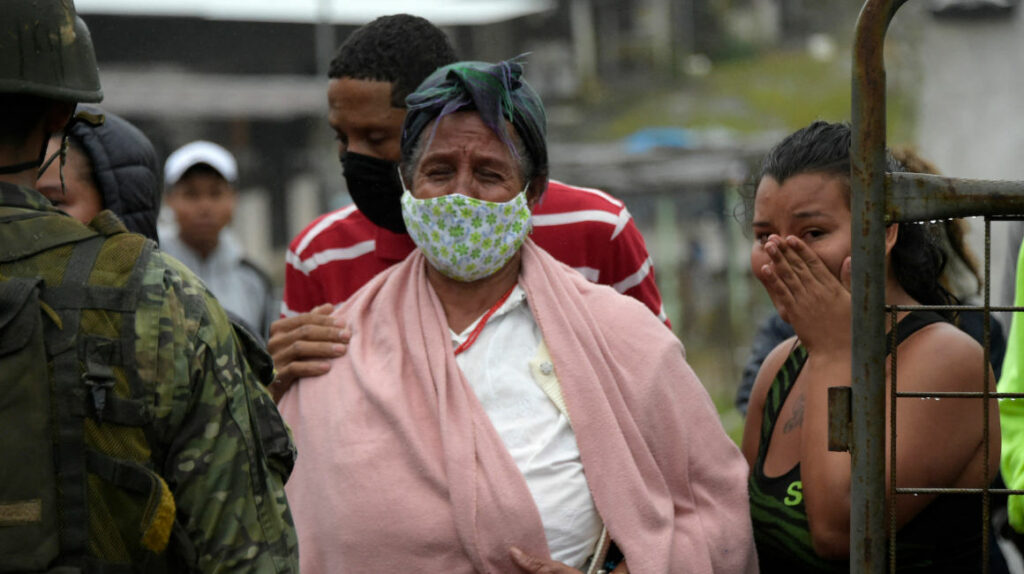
[749, 311, 985, 573]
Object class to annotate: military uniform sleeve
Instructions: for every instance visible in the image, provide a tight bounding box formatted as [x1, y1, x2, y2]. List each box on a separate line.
[143, 253, 299, 573]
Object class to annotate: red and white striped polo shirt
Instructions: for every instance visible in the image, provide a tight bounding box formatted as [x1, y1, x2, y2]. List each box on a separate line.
[283, 180, 668, 326]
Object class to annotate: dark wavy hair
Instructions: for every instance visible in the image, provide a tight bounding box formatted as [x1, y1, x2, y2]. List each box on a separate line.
[891, 146, 982, 297]
[328, 14, 458, 108]
[757, 121, 955, 313]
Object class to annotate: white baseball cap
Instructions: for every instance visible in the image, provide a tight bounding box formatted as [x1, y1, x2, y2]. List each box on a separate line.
[164, 140, 238, 187]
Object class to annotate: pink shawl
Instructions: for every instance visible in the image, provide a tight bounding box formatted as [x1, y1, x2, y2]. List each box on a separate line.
[279, 240, 757, 573]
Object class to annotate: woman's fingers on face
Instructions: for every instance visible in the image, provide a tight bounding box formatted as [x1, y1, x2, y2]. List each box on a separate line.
[840, 256, 853, 291]
[768, 235, 806, 276]
[764, 237, 799, 288]
[779, 235, 815, 276]
[754, 262, 776, 291]
[764, 234, 785, 258]
[785, 235, 827, 275]
[758, 262, 797, 313]
[768, 246, 806, 295]
[755, 261, 777, 287]
[783, 235, 841, 290]
[760, 235, 811, 318]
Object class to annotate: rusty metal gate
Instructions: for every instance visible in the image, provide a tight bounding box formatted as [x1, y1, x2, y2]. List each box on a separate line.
[839, 0, 1024, 571]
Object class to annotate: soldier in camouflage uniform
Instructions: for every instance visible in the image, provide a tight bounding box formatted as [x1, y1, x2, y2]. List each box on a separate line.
[0, 1, 299, 572]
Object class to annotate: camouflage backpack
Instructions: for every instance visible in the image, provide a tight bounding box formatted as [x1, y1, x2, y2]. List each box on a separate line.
[0, 208, 187, 573]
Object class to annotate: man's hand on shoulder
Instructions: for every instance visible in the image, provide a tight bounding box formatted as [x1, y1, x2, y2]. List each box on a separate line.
[267, 303, 350, 401]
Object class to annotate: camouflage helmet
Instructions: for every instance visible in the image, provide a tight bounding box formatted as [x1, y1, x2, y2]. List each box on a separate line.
[0, 0, 103, 102]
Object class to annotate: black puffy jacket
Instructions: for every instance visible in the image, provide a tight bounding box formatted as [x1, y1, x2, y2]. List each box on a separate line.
[70, 105, 161, 242]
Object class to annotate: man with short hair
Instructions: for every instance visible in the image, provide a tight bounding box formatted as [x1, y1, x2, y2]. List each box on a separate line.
[162, 140, 276, 339]
[270, 14, 667, 394]
[0, 2, 298, 571]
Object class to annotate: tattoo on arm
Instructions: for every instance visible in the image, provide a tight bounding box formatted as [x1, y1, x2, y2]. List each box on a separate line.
[783, 393, 805, 433]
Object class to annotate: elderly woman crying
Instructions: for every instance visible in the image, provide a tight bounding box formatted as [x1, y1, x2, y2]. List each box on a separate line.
[278, 58, 757, 574]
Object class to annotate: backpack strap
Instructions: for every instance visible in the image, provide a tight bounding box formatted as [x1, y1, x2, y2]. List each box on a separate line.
[118, 239, 154, 404]
[79, 238, 155, 427]
[46, 235, 155, 425]
[43, 238, 145, 314]
[47, 235, 107, 563]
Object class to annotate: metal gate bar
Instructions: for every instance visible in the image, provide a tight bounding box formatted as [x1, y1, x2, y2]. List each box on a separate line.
[888, 310, 899, 570]
[984, 217, 994, 574]
[850, 0, 1024, 571]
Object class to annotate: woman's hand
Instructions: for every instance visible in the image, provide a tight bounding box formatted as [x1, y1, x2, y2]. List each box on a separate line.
[509, 547, 628, 573]
[755, 234, 851, 357]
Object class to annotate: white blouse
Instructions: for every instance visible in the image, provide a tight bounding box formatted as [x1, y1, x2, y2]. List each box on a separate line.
[451, 285, 603, 568]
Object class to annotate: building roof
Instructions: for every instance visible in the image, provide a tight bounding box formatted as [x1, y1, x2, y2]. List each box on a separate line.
[75, 0, 555, 26]
[97, 68, 325, 118]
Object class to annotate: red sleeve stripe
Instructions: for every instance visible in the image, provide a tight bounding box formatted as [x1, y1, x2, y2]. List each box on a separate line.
[289, 240, 377, 275]
[549, 179, 624, 209]
[611, 256, 655, 293]
[531, 208, 631, 240]
[293, 204, 359, 256]
[284, 249, 304, 272]
[279, 300, 301, 318]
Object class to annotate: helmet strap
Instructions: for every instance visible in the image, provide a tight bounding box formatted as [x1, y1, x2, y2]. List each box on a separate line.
[36, 135, 69, 194]
[37, 135, 66, 178]
[0, 158, 44, 175]
[0, 129, 53, 175]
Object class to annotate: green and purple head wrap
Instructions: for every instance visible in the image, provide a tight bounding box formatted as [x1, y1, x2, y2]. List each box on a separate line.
[400, 58, 548, 185]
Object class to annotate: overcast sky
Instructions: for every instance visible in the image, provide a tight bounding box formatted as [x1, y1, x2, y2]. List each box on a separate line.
[75, 0, 554, 25]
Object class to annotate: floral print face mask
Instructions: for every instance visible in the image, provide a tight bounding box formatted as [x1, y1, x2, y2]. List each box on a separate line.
[400, 185, 532, 282]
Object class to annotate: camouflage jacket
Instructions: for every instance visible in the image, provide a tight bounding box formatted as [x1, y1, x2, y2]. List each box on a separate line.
[0, 183, 299, 573]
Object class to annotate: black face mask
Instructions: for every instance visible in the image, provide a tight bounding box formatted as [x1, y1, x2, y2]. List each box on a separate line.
[341, 151, 406, 234]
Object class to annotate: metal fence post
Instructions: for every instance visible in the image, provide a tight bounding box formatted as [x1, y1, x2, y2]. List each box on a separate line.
[850, 1, 908, 571]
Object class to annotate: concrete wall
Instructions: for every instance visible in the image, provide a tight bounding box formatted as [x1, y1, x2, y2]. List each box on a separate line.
[908, 5, 1024, 316]
[914, 8, 1024, 181]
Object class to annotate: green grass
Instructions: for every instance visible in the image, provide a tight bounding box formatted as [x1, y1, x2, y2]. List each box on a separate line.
[685, 342, 749, 446]
[591, 49, 915, 144]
